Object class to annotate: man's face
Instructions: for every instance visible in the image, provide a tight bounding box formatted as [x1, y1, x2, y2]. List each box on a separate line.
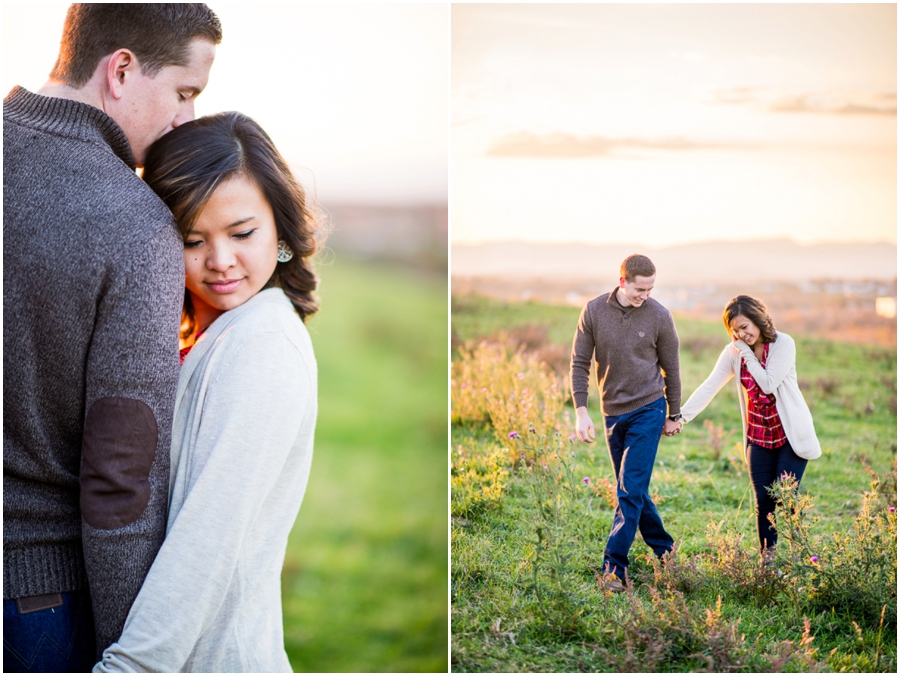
[618, 274, 655, 307]
[116, 38, 216, 166]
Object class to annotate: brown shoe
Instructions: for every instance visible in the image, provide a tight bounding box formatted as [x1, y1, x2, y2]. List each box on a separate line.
[604, 577, 626, 593]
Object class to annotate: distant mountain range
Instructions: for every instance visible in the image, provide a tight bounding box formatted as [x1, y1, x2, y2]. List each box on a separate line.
[451, 239, 896, 283]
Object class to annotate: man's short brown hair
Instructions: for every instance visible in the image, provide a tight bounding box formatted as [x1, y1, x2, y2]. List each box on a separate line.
[50, 4, 222, 88]
[620, 254, 656, 282]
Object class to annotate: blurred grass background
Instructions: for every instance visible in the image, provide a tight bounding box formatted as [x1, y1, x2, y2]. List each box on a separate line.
[281, 257, 448, 672]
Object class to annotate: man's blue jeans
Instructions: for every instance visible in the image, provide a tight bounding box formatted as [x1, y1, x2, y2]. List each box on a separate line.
[602, 396, 674, 579]
[3, 590, 95, 673]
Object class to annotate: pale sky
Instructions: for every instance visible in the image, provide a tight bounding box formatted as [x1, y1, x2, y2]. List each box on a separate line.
[3, 3, 448, 205]
[452, 4, 897, 247]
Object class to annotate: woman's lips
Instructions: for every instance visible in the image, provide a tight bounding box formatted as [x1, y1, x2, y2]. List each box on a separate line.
[207, 278, 243, 294]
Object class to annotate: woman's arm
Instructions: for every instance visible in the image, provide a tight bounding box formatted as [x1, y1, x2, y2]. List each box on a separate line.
[680, 344, 736, 424]
[733, 334, 795, 395]
[94, 331, 312, 673]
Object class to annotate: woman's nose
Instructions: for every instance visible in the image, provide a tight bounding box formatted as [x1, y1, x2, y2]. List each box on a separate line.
[206, 244, 236, 271]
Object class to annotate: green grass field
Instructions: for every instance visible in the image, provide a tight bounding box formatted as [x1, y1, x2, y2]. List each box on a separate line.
[280, 258, 448, 673]
[452, 294, 896, 673]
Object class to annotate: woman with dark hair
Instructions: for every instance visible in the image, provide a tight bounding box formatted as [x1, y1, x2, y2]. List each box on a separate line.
[680, 295, 821, 558]
[95, 112, 320, 673]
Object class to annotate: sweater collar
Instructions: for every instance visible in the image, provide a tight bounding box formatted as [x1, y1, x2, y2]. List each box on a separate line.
[607, 286, 640, 313]
[4, 86, 136, 170]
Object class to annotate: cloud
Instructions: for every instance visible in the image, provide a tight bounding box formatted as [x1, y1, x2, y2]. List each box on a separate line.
[711, 87, 897, 116]
[485, 131, 740, 158]
[769, 92, 896, 116]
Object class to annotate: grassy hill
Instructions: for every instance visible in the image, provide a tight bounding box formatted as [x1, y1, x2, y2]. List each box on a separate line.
[281, 258, 448, 673]
[451, 294, 896, 672]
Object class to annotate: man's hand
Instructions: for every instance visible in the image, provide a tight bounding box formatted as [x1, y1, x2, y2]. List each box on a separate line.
[575, 406, 596, 443]
[663, 419, 683, 437]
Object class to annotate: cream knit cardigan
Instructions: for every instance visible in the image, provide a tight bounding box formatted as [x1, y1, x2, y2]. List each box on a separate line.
[681, 331, 821, 460]
[94, 288, 317, 672]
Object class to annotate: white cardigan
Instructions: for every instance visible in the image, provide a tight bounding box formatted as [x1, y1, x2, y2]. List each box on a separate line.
[94, 288, 317, 673]
[681, 331, 821, 460]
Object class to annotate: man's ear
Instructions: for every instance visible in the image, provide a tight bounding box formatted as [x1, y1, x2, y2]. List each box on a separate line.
[618, 276, 626, 288]
[106, 49, 138, 101]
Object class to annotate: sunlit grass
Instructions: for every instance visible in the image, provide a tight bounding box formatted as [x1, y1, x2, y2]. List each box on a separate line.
[282, 259, 448, 673]
[451, 294, 896, 673]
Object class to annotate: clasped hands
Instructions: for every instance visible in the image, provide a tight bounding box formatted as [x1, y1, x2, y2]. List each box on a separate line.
[662, 419, 683, 437]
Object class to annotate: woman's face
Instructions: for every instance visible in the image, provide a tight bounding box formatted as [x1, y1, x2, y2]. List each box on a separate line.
[729, 314, 761, 347]
[183, 174, 279, 330]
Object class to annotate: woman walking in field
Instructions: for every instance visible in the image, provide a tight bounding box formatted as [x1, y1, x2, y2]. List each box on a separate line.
[94, 112, 319, 672]
[680, 295, 820, 558]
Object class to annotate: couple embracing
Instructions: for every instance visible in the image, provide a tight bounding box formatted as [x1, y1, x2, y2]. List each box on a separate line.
[571, 254, 822, 592]
[5, 5, 317, 672]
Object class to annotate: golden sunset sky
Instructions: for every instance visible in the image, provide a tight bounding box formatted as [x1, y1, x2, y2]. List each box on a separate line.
[452, 4, 896, 247]
[3, 3, 448, 205]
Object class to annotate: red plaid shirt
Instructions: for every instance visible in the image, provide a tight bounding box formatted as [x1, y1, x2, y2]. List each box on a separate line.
[179, 330, 205, 365]
[740, 343, 787, 448]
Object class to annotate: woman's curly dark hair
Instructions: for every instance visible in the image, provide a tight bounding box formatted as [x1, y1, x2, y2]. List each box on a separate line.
[723, 295, 777, 344]
[142, 111, 319, 339]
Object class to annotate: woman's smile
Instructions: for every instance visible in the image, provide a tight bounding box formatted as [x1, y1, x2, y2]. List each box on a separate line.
[206, 278, 244, 294]
[183, 174, 279, 331]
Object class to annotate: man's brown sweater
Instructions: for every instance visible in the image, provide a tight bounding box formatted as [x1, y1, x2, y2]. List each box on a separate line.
[4, 86, 183, 656]
[570, 288, 681, 417]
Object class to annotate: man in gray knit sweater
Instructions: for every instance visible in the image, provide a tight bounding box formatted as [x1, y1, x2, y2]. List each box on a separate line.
[570, 254, 682, 592]
[3, 5, 220, 671]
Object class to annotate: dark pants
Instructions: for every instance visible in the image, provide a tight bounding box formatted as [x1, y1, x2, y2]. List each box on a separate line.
[747, 440, 808, 549]
[602, 397, 675, 579]
[3, 590, 95, 673]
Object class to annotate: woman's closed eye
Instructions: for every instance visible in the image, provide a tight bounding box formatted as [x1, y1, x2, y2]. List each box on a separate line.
[234, 228, 257, 240]
[184, 239, 203, 249]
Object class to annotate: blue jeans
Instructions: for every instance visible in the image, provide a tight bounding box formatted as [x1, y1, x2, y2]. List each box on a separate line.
[602, 397, 674, 579]
[747, 440, 808, 549]
[3, 590, 95, 673]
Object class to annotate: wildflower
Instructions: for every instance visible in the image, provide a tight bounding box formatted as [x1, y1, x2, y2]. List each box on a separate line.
[810, 556, 819, 563]
[583, 477, 590, 484]
[568, 434, 576, 441]
[509, 432, 520, 439]
[481, 387, 487, 393]
[890, 507, 896, 513]
[542, 465, 548, 470]
[529, 427, 536, 434]
[517, 372, 525, 380]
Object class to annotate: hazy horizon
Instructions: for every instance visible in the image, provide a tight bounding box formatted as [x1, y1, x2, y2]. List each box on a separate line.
[452, 236, 897, 248]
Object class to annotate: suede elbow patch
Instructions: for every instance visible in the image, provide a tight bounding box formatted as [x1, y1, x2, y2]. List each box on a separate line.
[80, 397, 158, 530]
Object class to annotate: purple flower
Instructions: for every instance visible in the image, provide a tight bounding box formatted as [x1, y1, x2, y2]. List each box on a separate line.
[810, 556, 819, 563]
[542, 465, 548, 470]
[890, 507, 896, 513]
[509, 431, 520, 439]
[583, 477, 590, 484]
[568, 434, 576, 441]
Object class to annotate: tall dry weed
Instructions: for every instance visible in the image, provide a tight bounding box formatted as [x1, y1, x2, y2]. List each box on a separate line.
[451, 337, 565, 451]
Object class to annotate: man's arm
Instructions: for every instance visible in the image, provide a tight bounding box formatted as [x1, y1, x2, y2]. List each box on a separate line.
[570, 304, 596, 442]
[656, 309, 682, 417]
[80, 225, 183, 656]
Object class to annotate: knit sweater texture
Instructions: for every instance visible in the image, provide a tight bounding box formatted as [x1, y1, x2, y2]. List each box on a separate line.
[570, 289, 682, 417]
[681, 332, 822, 460]
[3, 86, 183, 655]
[94, 288, 318, 673]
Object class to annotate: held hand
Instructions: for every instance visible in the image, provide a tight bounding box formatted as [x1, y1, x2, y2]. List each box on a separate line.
[662, 419, 683, 437]
[575, 407, 596, 444]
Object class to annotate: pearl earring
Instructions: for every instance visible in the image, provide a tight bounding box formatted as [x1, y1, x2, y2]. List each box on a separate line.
[276, 239, 293, 263]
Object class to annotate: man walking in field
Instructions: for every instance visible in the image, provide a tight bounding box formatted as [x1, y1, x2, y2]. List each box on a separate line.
[4, 5, 220, 670]
[570, 254, 682, 591]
